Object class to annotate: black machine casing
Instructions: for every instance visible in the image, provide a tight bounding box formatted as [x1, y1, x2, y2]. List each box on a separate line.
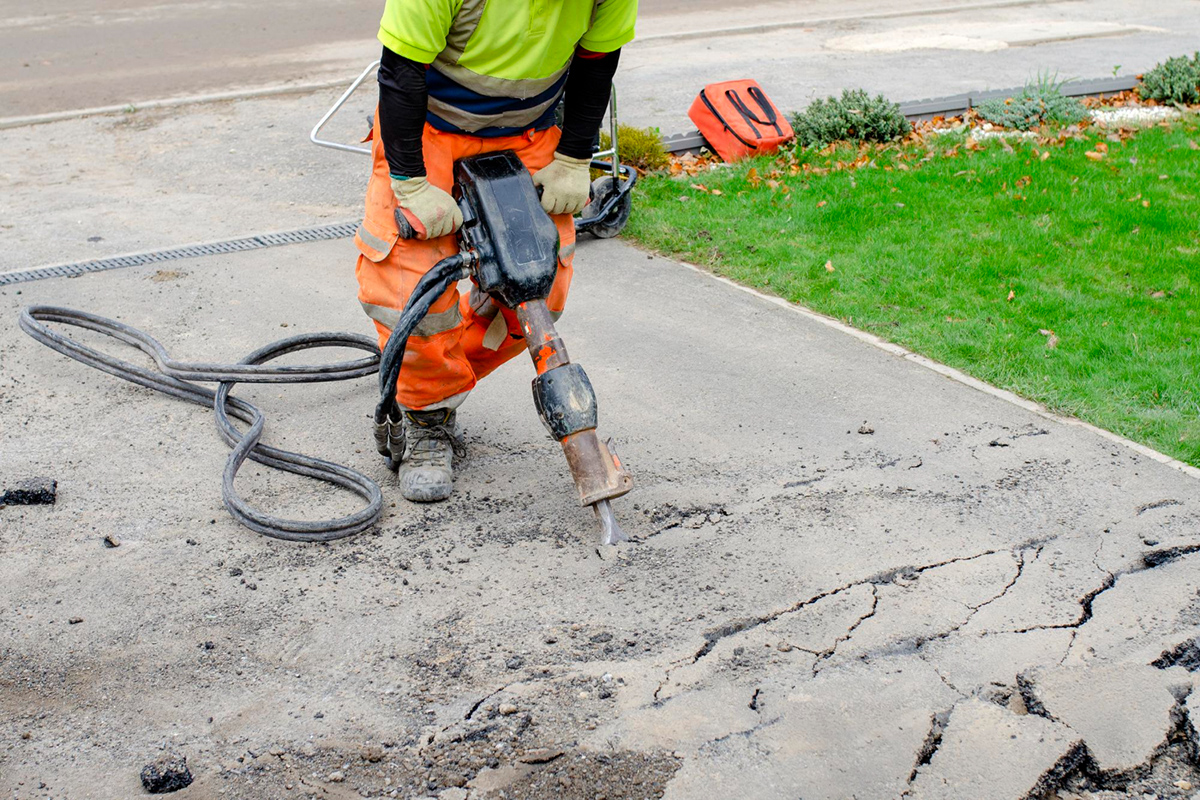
[454, 152, 560, 309]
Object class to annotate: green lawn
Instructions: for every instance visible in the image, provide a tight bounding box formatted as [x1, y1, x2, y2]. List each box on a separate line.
[627, 117, 1200, 466]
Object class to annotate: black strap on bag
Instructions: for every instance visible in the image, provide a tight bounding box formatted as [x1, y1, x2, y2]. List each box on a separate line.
[727, 87, 785, 138]
[699, 88, 758, 149]
[747, 85, 785, 136]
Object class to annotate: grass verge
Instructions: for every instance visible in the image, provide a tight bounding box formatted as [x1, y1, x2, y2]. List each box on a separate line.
[627, 117, 1200, 466]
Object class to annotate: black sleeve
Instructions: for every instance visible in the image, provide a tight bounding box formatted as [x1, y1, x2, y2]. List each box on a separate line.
[557, 48, 621, 160]
[377, 45, 429, 179]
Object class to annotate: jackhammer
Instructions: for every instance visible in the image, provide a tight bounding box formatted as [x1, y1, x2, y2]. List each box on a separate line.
[376, 150, 633, 544]
[18, 150, 634, 545]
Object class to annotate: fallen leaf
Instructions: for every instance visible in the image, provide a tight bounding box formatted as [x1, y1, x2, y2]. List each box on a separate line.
[690, 183, 709, 193]
[711, 189, 723, 196]
[1189, 140, 1199, 150]
[1038, 329, 1059, 349]
[817, 200, 827, 208]
[1040, 151, 1051, 161]
[1007, 290, 1015, 301]
[1150, 290, 1166, 299]
[1127, 193, 1142, 202]
[825, 260, 835, 273]
[1085, 151, 1105, 161]
[1095, 142, 1109, 153]
[1143, 200, 1150, 208]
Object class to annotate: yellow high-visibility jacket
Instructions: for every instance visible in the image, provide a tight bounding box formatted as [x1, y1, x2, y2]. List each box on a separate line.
[378, 0, 637, 135]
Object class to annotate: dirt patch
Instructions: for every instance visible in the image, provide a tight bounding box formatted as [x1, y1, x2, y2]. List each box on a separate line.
[486, 749, 679, 799]
[207, 732, 677, 800]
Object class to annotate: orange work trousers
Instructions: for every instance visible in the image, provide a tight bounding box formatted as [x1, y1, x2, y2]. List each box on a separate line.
[354, 119, 575, 410]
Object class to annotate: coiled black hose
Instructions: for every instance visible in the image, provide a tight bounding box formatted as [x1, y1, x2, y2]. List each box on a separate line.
[18, 252, 468, 543]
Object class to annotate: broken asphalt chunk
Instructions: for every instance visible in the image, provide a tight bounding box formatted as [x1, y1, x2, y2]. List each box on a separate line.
[1, 477, 57, 506]
[908, 698, 1085, 800]
[1018, 663, 1192, 781]
[140, 753, 193, 793]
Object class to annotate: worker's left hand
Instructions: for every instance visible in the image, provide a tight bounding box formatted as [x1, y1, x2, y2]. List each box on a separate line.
[532, 152, 592, 216]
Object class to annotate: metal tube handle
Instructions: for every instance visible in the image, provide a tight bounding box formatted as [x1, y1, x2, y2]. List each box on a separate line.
[309, 60, 380, 155]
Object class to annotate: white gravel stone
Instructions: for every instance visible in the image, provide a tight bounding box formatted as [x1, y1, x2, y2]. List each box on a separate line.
[1091, 106, 1182, 126]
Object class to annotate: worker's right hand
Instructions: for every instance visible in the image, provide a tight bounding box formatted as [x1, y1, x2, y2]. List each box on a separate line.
[391, 176, 463, 240]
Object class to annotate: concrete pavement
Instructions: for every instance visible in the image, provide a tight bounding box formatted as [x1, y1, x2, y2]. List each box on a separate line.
[4, 1, 1200, 796]
[2, 231, 1199, 798]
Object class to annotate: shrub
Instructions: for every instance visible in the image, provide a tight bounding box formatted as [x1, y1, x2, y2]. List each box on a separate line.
[598, 124, 670, 173]
[975, 73, 1088, 130]
[790, 89, 910, 149]
[1140, 53, 1200, 105]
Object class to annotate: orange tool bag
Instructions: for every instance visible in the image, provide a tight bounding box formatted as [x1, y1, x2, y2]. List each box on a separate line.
[688, 80, 793, 162]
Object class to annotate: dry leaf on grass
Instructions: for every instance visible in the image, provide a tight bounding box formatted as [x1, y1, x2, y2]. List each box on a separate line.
[1007, 290, 1016, 301]
[1085, 151, 1106, 161]
[817, 200, 827, 208]
[1038, 329, 1059, 348]
[825, 261, 835, 273]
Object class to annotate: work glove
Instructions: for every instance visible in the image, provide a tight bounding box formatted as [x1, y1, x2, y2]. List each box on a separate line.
[391, 176, 463, 240]
[532, 152, 592, 216]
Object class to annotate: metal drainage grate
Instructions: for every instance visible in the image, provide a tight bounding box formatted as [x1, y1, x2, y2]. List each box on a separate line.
[0, 221, 360, 287]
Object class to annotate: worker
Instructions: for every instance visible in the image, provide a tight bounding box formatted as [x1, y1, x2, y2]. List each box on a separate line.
[355, 0, 637, 502]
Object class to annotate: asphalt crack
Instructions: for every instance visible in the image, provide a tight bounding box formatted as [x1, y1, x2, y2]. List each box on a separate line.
[906, 707, 954, 784]
[811, 585, 879, 676]
[662, 548, 1013, 693]
[1009, 572, 1116, 635]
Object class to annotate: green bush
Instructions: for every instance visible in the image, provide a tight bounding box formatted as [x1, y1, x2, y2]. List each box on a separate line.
[598, 124, 670, 173]
[1140, 53, 1200, 105]
[790, 89, 910, 149]
[975, 74, 1088, 130]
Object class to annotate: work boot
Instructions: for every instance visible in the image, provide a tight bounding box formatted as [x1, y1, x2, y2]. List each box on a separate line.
[397, 408, 465, 502]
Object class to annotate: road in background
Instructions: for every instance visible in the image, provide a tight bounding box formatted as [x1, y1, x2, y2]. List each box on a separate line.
[7, 0, 1197, 119]
[2, 0, 856, 116]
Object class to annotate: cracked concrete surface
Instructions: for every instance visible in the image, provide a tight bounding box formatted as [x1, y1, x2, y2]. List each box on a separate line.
[4, 12, 1200, 789]
[3, 230, 1200, 798]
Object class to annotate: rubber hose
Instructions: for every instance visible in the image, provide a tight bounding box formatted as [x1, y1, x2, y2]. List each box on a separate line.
[376, 253, 468, 412]
[18, 252, 466, 543]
